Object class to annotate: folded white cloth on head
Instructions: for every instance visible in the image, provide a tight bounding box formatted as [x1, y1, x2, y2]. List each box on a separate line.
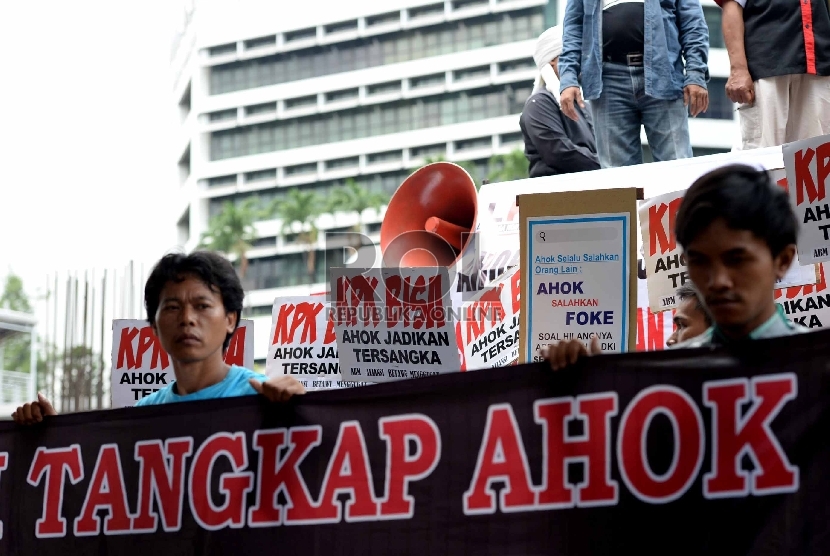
[532, 25, 563, 102]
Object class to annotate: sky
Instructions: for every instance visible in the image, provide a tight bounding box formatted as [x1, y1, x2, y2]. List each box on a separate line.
[0, 1, 183, 301]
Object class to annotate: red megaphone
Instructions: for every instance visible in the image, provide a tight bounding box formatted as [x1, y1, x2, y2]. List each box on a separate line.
[380, 162, 478, 267]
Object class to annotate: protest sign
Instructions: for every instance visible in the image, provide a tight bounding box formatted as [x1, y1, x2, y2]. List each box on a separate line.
[3, 329, 830, 555]
[638, 171, 817, 313]
[265, 296, 367, 390]
[458, 266, 521, 370]
[519, 189, 638, 363]
[784, 133, 830, 264]
[110, 319, 254, 407]
[635, 259, 675, 351]
[332, 267, 459, 382]
[775, 263, 830, 330]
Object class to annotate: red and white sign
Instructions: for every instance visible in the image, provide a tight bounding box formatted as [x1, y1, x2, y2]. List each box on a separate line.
[332, 268, 459, 382]
[784, 133, 830, 264]
[635, 260, 675, 351]
[458, 266, 521, 370]
[775, 263, 830, 331]
[110, 319, 254, 408]
[266, 296, 368, 390]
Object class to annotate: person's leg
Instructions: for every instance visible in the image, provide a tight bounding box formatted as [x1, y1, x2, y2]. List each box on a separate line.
[589, 62, 644, 168]
[786, 74, 830, 143]
[739, 75, 789, 149]
[638, 73, 692, 162]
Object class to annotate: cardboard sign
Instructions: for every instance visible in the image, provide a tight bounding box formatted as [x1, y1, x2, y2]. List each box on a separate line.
[518, 189, 639, 363]
[265, 296, 368, 390]
[110, 319, 254, 408]
[458, 266, 521, 370]
[332, 267, 459, 382]
[784, 133, 830, 264]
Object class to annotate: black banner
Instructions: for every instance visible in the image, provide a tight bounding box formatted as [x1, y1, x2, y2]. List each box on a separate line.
[2, 330, 830, 555]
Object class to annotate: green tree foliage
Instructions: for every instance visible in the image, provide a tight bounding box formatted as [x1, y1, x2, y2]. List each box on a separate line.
[272, 189, 322, 283]
[0, 273, 33, 375]
[487, 149, 529, 183]
[328, 179, 389, 230]
[198, 198, 263, 278]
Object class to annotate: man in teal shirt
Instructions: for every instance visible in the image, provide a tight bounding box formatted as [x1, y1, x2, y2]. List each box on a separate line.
[544, 163, 808, 369]
[13, 251, 304, 423]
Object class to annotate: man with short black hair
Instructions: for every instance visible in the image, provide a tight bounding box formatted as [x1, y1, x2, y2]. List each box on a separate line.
[543, 163, 808, 369]
[665, 283, 712, 347]
[12, 251, 305, 424]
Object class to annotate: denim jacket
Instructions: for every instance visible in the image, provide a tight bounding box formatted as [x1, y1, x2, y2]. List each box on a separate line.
[558, 0, 710, 101]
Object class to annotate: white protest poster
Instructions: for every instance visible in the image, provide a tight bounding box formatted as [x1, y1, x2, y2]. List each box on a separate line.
[638, 189, 688, 312]
[635, 259, 675, 351]
[784, 133, 830, 264]
[769, 168, 821, 288]
[332, 267, 459, 382]
[523, 212, 632, 362]
[775, 263, 830, 330]
[265, 296, 366, 390]
[110, 319, 254, 408]
[458, 266, 521, 370]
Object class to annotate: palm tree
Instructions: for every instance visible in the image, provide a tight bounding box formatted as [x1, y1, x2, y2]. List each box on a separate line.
[487, 149, 529, 183]
[198, 197, 261, 278]
[328, 179, 389, 233]
[272, 189, 322, 284]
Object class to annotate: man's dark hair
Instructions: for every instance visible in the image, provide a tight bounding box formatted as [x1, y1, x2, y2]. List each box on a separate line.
[676, 283, 713, 326]
[145, 251, 244, 351]
[675, 164, 798, 257]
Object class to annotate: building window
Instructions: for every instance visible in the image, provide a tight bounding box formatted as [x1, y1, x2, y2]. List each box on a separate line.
[209, 8, 546, 95]
[251, 236, 277, 248]
[368, 150, 403, 164]
[210, 84, 530, 160]
[411, 144, 446, 159]
[326, 157, 359, 170]
[703, 7, 725, 50]
[409, 3, 444, 19]
[326, 20, 358, 34]
[285, 162, 318, 177]
[366, 11, 400, 27]
[244, 35, 277, 50]
[500, 132, 523, 146]
[498, 58, 536, 73]
[207, 174, 237, 188]
[453, 0, 488, 9]
[367, 81, 401, 96]
[410, 73, 445, 89]
[245, 102, 277, 116]
[285, 95, 318, 109]
[285, 27, 317, 43]
[454, 65, 491, 82]
[209, 109, 237, 122]
[326, 88, 359, 102]
[245, 169, 277, 183]
[209, 43, 236, 57]
[243, 247, 348, 290]
[455, 136, 492, 152]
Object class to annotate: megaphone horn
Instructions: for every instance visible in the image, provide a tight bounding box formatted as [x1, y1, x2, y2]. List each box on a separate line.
[380, 162, 478, 268]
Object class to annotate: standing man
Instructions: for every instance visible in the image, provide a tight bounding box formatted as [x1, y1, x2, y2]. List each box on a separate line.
[719, 0, 830, 149]
[520, 25, 601, 177]
[543, 164, 807, 369]
[558, 0, 710, 168]
[12, 251, 305, 424]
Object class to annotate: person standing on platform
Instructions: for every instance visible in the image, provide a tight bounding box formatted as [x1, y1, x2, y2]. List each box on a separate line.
[719, 0, 830, 149]
[520, 25, 601, 178]
[558, 0, 710, 168]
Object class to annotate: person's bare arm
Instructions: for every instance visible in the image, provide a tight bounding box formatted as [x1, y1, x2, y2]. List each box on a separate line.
[722, 0, 755, 104]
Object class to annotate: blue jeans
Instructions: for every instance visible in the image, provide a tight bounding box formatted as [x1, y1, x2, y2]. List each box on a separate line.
[589, 63, 693, 168]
